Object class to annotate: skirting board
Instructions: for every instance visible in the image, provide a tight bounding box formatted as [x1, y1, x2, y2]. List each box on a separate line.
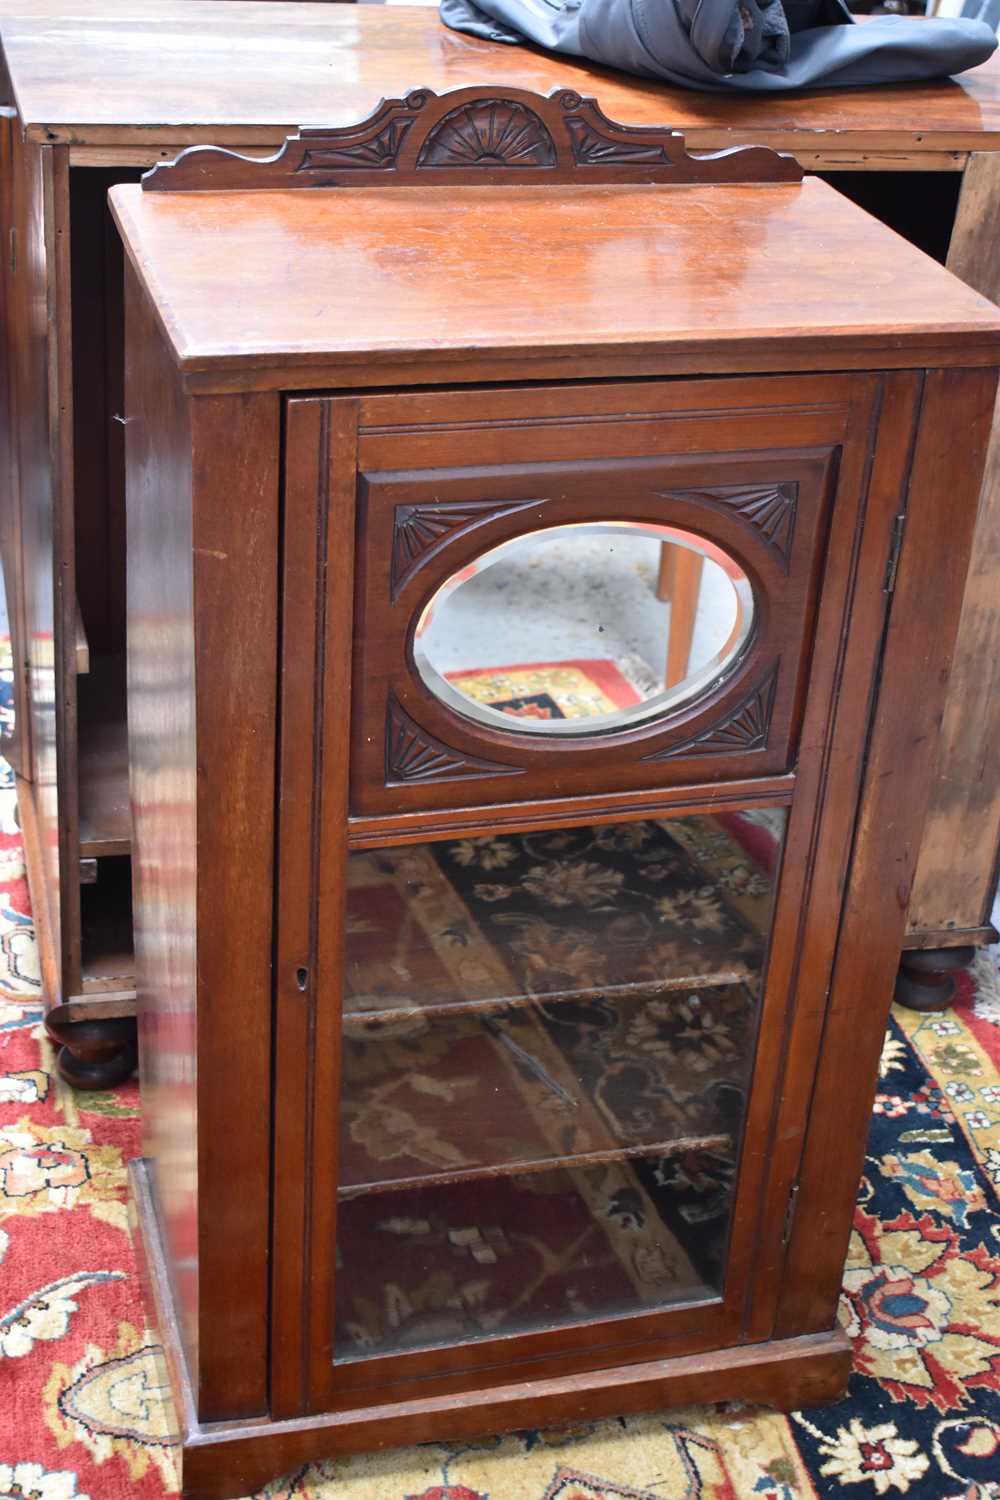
[128, 1158, 852, 1500]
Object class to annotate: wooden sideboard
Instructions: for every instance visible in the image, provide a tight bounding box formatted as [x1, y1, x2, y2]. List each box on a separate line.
[2, 1, 1000, 1083]
[112, 87, 1000, 1500]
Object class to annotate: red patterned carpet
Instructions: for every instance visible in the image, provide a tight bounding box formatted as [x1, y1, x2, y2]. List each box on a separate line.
[2, 655, 999, 1497]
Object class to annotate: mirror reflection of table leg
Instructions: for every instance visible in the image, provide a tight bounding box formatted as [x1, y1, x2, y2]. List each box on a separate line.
[657, 543, 704, 688]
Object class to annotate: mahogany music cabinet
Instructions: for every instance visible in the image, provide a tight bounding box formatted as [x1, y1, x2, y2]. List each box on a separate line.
[111, 89, 1000, 1500]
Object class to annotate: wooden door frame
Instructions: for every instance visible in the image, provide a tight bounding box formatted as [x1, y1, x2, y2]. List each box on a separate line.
[266, 368, 936, 1421]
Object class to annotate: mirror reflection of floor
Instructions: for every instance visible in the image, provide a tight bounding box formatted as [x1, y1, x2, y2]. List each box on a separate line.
[423, 532, 737, 692]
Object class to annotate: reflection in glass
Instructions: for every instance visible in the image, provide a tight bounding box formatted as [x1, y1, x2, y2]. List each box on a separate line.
[334, 809, 786, 1362]
[413, 523, 754, 736]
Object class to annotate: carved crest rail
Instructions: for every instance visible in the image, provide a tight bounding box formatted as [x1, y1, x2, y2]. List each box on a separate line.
[143, 86, 803, 191]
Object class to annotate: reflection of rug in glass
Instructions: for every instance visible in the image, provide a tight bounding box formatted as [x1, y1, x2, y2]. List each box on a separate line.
[345, 815, 778, 1018]
[334, 1153, 709, 1362]
[340, 814, 783, 1347]
[447, 657, 644, 721]
[340, 982, 753, 1193]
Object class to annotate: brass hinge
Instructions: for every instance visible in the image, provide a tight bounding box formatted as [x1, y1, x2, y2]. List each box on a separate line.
[883, 513, 907, 594]
[782, 1181, 800, 1247]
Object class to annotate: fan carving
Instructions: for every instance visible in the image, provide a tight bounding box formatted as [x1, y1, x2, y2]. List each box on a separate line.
[645, 666, 779, 761]
[416, 100, 556, 169]
[144, 87, 803, 191]
[386, 697, 522, 785]
[391, 498, 545, 599]
[564, 116, 671, 167]
[297, 117, 414, 173]
[658, 483, 798, 568]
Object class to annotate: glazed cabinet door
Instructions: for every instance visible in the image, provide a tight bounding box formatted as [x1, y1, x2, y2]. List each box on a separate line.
[271, 372, 922, 1420]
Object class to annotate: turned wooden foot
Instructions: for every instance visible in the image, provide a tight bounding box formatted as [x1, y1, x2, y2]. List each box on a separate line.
[894, 945, 975, 1013]
[45, 1010, 138, 1089]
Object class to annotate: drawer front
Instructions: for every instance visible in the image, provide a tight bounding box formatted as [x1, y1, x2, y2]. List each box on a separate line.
[349, 376, 862, 818]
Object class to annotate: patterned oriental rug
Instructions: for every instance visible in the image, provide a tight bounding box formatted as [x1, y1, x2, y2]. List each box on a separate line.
[2, 647, 1000, 1499]
[337, 812, 778, 1359]
[446, 657, 646, 723]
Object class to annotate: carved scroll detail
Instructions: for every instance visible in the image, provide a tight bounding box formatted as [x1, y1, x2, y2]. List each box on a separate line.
[391, 498, 545, 599]
[644, 665, 779, 761]
[657, 483, 799, 568]
[386, 697, 522, 785]
[144, 87, 803, 191]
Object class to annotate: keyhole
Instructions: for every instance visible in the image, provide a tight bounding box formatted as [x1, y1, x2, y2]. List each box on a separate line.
[296, 967, 308, 993]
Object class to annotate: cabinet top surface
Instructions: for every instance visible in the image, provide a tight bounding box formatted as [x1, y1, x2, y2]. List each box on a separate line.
[110, 175, 1000, 388]
[3, 2, 1000, 152]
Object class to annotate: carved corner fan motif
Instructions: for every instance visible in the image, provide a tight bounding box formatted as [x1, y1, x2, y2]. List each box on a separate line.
[658, 483, 799, 569]
[386, 697, 522, 785]
[391, 498, 545, 600]
[143, 87, 803, 191]
[644, 665, 779, 761]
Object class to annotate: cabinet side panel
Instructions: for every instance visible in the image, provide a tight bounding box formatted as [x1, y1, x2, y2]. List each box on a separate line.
[0, 107, 30, 781]
[13, 135, 65, 989]
[191, 387, 279, 1422]
[124, 260, 198, 1389]
[776, 365, 1000, 1335]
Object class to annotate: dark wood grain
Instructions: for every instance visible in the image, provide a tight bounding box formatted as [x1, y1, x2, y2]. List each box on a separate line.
[269, 396, 360, 1419]
[347, 384, 843, 815]
[0, 106, 29, 779]
[125, 255, 199, 1389]
[188, 387, 279, 1420]
[124, 258, 279, 1421]
[11, 132, 66, 978]
[776, 365, 1000, 1335]
[144, 86, 801, 192]
[743, 370, 923, 1339]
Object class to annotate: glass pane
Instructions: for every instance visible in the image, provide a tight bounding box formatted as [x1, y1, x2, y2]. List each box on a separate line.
[413, 523, 754, 736]
[336, 1156, 711, 1362]
[334, 810, 785, 1363]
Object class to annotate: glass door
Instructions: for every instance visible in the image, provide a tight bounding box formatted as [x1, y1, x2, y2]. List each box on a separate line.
[271, 370, 894, 1419]
[335, 808, 785, 1364]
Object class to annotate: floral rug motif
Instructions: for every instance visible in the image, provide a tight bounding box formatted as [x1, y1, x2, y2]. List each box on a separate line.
[337, 813, 781, 1359]
[2, 634, 999, 1496]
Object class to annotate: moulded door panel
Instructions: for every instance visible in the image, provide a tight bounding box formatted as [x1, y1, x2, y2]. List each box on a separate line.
[269, 371, 920, 1422]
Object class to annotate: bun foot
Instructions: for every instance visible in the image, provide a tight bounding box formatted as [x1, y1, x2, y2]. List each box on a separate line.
[46, 1010, 138, 1089]
[894, 945, 975, 1013]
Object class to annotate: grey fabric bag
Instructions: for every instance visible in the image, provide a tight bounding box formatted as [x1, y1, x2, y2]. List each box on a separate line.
[439, 0, 997, 91]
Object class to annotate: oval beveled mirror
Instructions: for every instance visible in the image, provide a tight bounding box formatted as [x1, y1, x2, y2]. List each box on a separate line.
[412, 522, 754, 736]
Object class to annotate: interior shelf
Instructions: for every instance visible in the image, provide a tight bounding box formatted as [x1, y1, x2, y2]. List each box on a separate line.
[77, 651, 130, 859]
[335, 1147, 725, 1363]
[338, 1128, 733, 1201]
[339, 981, 755, 1196]
[344, 966, 751, 1024]
[343, 815, 776, 1025]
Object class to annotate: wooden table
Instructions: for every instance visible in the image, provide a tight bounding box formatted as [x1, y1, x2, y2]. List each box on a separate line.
[2, 1, 999, 1084]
